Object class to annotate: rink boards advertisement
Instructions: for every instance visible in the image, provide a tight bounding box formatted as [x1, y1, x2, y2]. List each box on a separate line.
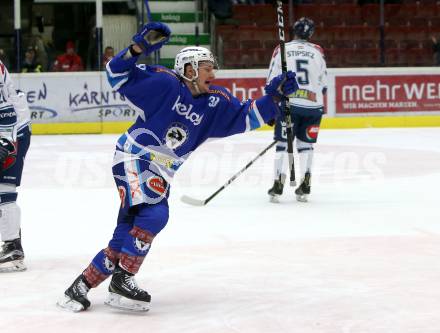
[11, 67, 440, 133]
[335, 74, 440, 114]
[12, 72, 135, 124]
[214, 68, 440, 117]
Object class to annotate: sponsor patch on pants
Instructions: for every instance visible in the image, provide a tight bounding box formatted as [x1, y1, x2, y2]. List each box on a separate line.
[306, 125, 320, 141]
[147, 175, 166, 195]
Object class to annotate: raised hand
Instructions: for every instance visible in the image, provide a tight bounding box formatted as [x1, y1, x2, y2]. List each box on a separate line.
[132, 22, 171, 56]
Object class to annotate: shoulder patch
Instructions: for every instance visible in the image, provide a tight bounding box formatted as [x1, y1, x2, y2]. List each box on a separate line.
[208, 88, 230, 102]
[154, 67, 179, 80]
[312, 43, 325, 56]
[271, 45, 280, 59]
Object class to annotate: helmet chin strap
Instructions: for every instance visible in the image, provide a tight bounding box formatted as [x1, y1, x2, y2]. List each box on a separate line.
[190, 79, 201, 95]
[183, 73, 201, 96]
[183, 65, 202, 96]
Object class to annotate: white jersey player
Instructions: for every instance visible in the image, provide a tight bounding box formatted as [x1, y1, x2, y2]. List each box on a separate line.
[0, 60, 32, 272]
[267, 17, 327, 202]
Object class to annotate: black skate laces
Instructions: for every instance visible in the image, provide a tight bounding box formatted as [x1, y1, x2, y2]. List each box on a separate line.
[124, 275, 144, 293]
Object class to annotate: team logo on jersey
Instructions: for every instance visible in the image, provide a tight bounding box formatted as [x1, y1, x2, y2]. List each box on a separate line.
[147, 175, 167, 196]
[134, 238, 151, 253]
[271, 45, 280, 59]
[164, 122, 188, 150]
[306, 125, 320, 141]
[172, 95, 203, 125]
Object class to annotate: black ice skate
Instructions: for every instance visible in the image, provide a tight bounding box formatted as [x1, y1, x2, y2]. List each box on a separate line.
[57, 274, 91, 312]
[295, 172, 311, 202]
[0, 238, 26, 273]
[104, 265, 151, 312]
[268, 174, 286, 203]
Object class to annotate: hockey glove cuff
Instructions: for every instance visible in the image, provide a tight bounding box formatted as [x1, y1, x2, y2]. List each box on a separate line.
[132, 22, 171, 56]
[265, 71, 299, 99]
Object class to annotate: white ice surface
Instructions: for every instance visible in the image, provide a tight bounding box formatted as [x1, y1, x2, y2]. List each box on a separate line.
[1, 128, 440, 333]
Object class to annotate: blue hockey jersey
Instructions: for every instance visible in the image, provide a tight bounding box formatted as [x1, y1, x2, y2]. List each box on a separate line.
[106, 47, 279, 182]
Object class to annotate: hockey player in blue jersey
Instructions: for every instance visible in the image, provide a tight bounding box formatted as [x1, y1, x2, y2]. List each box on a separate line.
[57, 22, 299, 312]
[0, 61, 32, 272]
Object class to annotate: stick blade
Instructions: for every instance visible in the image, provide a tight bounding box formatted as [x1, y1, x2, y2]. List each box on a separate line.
[180, 195, 206, 206]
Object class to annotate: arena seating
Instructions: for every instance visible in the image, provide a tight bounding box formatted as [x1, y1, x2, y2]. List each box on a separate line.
[216, 2, 439, 68]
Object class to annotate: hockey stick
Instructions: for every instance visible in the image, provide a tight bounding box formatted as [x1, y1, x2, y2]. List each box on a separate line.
[276, 0, 296, 186]
[181, 141, 277, 206]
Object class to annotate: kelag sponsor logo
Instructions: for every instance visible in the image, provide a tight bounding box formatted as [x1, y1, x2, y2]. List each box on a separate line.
[69, 83, 137, 119]
[336, 75, 440, 113]
[172, 95, 203, 125]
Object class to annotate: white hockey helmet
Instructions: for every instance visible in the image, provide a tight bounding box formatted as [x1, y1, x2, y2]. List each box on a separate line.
[174, 46, 217, 81]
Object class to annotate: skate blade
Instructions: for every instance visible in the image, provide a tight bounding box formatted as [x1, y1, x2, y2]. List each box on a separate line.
[0, 260, 26, 273]
[104, 292, 150, 313]
[269, 195, 280, 203]
[296, 194, 308, 202]
[56, 295, 86, 313]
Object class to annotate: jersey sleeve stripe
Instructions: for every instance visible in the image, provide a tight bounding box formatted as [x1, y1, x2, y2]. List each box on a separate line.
[106, 71, 129, 91]
[246, 101, 265, 131]
[245, 115, 251, 132]
[105, 61, 130, 78]
[105, 60, 131, 91]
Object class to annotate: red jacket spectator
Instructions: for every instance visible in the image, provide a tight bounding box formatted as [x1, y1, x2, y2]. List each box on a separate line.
[52, 41, 84, 72]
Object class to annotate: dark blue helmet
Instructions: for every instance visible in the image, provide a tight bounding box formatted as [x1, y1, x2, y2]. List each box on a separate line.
[293, 17, 315, 40]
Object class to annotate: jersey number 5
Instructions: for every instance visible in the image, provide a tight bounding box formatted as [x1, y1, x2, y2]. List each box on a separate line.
[296, 60, 309, 85]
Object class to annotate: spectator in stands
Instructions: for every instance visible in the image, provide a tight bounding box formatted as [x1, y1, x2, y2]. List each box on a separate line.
[102, 46, 115, 67]
[52, 40, 84, 72]
[432, 36, 440, 66]
[28, 35, 49, 71]
[21, 46, 43, 73]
